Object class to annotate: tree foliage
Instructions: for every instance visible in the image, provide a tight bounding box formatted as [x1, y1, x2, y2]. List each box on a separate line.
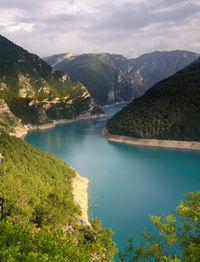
[0, 219, 116, 262]
[118, 192, 200, 262]
[0, 133, 80, 225]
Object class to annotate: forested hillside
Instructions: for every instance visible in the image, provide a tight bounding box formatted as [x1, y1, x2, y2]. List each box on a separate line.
[0, 133, 116, 261]
[106, 59, 200, 141]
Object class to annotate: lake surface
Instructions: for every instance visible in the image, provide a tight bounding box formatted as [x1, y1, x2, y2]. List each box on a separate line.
[25, 104, 200, 257]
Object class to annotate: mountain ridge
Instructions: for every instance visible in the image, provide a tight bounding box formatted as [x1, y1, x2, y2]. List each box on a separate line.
[44, 50, 199, 105]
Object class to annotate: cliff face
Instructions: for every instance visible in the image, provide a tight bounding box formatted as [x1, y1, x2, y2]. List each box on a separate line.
[0, 99, 26, 135]
[0, 35, 104, 134]
[44, 50, 199, 106]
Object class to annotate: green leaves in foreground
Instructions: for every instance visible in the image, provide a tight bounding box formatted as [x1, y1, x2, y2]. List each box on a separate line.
[118, 192, 200, 262]
[0, 219, 116, 262]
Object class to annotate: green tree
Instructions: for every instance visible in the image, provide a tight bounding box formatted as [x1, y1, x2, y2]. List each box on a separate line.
[0, 219, 116, 262]
[118, 192, 200, 261]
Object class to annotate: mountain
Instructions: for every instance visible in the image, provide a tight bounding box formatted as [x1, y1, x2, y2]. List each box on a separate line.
[44, 53, 132, 105]
[128, 50, 199, 94]
[106, 58, 200, 142]
[43, 50, 199, 106]
[0, 35, 103, 134]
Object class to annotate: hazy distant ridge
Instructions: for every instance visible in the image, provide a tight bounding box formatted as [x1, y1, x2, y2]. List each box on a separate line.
[44, 50, 199, 105]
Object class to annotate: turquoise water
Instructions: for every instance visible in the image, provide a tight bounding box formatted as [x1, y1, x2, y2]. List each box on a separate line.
[25, 104, 200, 256]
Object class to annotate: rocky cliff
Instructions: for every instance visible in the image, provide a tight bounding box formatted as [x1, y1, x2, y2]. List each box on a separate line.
[72, 173, 90, 226]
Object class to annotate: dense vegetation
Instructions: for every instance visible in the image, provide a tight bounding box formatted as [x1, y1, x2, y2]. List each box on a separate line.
[107, 59, 200, 141]
[0, 35, 103, 131]
[0, 219, 116, 262]
[44, 51, 199, 105]
[0, 133, 79, 225]
[117, 192, 200, 262]
[0, 134, 116, 261]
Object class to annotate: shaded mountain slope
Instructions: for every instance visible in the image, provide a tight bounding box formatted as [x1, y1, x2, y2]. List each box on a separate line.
[106, 59, 200, 141]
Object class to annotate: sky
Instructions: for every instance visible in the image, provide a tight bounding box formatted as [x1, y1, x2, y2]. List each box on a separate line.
[0, 0, 200, 58]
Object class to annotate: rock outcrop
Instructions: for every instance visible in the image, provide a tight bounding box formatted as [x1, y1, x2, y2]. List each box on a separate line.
[0, 35, 104, 134]
[0, 99, 26, 135]
[72, 173, 90, 226]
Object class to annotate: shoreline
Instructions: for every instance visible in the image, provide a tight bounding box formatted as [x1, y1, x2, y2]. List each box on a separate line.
[100, 101, 129, 108]
[10, 113, 106, 138]
[72, 172, 90, 227]
[9, 114, 99, 227]
[102, 128, 200, 151]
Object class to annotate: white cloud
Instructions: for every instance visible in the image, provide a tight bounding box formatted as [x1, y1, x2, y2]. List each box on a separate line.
[0, 0, 199, 58]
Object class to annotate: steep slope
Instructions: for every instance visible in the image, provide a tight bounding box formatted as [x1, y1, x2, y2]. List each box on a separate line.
[44, 51, 199, 106]
[0, 133, 79, 225]
[0, 35, 103, 134]
[0, 98, 25, 134]
[106, 59, 200, 142]
[0, 133, 116, 261]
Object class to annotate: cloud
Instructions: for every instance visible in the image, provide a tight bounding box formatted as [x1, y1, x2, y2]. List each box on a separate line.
[86, 1, 200, 31]
[0, 0, 199, 58]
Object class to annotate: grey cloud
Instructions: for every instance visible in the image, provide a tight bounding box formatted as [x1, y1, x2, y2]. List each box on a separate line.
[42, 13, 85, 24]
[4, 0, 200, 34]
[87, 1, 200, 32]
[0, 0, 40, 10]
[0, 0, 74, 11]
[17, 14, 76, 25]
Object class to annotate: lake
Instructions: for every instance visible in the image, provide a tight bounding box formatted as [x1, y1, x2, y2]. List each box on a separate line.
[25, 104, 200, 258]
